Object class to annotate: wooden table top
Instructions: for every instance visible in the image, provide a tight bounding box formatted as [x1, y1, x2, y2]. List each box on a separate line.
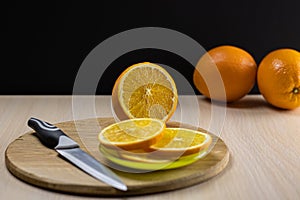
[0, 95, 299, 200]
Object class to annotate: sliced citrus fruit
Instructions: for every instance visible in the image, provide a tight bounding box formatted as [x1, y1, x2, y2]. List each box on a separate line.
[112, 62, 178, 122]
[149, 128, 212, 157]
[98, 118, 165, 150]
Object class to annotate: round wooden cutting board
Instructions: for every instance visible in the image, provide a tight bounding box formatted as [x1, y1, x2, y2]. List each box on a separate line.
[5, 118, 229, 196]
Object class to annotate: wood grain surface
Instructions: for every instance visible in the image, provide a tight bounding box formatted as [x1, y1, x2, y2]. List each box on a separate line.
[5, 117, 229, 196]
[0, 95, 299, 200]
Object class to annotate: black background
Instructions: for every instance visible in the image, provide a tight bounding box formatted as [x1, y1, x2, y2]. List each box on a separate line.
[3, 0, 300, 95]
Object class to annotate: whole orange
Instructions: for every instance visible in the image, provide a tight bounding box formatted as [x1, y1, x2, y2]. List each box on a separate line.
[193, 45, 257, 102]
[257, 49, 300, 109]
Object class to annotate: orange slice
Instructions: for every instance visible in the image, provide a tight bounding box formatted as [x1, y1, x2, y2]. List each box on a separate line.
[112, 62, 178, 122]
[149, 128, 212, 157]
[98, 118, 165, 150]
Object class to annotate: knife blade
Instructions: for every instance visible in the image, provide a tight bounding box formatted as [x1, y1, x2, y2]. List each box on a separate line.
[27, 117, 127, 191]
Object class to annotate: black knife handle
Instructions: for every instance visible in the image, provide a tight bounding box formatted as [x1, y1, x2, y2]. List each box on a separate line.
[28, 117, 67, 149]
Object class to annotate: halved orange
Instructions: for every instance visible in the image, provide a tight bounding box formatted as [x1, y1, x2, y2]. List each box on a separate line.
[112, 62, 178, 122]
[149, 128, 212, 157]
[98, 118, 165, 150]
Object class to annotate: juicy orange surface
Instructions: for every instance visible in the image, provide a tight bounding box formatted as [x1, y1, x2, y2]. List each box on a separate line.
[99, 118, 165, 150]
[150, 128, 212, 156]
[112, 62, 178, 121]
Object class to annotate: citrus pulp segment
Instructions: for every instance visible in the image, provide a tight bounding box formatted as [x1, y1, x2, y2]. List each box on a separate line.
[150, 128, 212, 157]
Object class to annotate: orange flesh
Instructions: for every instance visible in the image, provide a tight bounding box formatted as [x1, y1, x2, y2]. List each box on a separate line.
[102, 120, 162, 143]
[128, 83, 175, 119]
[152, 128, 206, 149]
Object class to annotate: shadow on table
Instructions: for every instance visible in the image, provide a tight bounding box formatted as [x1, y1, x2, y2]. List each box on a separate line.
[226, 97, 270, 109]
[199, 96, 271, 109]
[198, 95, 299, 111]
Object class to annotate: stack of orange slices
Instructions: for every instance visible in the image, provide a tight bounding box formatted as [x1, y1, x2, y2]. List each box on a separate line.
[98, 118, 212, 170]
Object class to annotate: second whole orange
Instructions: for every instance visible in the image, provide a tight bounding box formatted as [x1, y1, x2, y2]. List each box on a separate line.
[257, 49, 300, 109]
[193, 45, 257, 102]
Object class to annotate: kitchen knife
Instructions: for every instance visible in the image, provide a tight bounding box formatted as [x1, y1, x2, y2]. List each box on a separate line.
[27, 117, 127, 191]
